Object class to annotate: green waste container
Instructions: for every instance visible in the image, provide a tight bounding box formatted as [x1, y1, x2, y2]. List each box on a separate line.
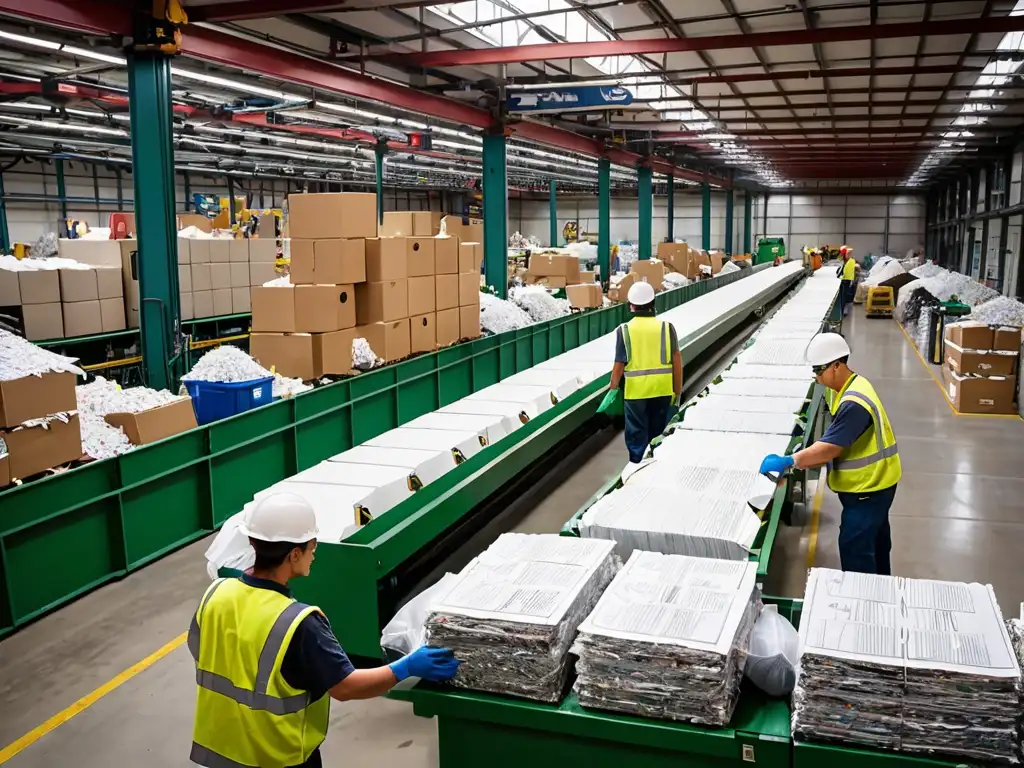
[755, 237, 786, 265]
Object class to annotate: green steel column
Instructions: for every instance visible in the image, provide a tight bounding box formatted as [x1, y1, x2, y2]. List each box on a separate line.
[548, 179, 557, 247]
[598, 157, 611, 288]
[128, 51, 181, 390]
[55, 159, 68, 221]
[743, 189, 752, 254]
[701, 173, 711, 251]
[666, 174, 675, 242]
[482, 133, 508, 298]
[638, 165, 653, 260]
[724, 187, 734, 256]
[375, 143, 385, 228]
[0, 169, 8, 252]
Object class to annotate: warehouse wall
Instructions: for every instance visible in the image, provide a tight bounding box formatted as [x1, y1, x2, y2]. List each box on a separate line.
[751, 193, 926, 260]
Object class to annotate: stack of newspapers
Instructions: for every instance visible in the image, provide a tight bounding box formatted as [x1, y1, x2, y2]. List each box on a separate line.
[794, 568, 1021, 763]
[425, 533, 618, 703]
[573, 552, 761, 725]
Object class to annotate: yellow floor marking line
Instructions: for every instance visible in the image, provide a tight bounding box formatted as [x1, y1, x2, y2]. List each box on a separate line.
[805, 473, 827, 569]
[0, 632, 188, 764]
[894, 319, 1022, 421]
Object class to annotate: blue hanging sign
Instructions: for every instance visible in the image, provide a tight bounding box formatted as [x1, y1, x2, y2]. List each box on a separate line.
[507, 86, 634, 113]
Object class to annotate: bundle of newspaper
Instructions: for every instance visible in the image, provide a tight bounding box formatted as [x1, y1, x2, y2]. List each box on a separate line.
[573, 552, 761, 725]
[794, 569, 1021, 763]
[425, 533, 618, 703]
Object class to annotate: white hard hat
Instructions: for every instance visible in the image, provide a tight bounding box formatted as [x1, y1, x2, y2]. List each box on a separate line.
[239, 493, 319, 543]
[805, 333, 851, 366]
[627, 281, 656, 306]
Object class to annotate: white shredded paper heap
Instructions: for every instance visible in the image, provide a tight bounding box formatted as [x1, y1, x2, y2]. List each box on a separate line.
[0, 329, 85, 382]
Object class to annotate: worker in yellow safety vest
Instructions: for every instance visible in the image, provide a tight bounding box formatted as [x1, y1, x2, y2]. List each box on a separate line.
[603, 281, 683, 464]
[838, 249, 857, 316]
[189, 493, 460, 768]
[758, 333, 900, 574]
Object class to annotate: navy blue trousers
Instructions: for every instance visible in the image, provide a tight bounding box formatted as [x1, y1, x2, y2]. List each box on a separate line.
[837, 484, 897, 575]
[624, 396, 674, 463]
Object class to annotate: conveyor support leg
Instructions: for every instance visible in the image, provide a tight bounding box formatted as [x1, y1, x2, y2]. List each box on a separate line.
[725, 187, 734, 257]
[702, 172, 711, 251]
[666, 173, 674, 243]
[548, 179, 557, 247]
[638, 165, 652, 261]
[743, 189, 752, 254]
[599, 157, 610, 288]
[482, 133, 508, 299]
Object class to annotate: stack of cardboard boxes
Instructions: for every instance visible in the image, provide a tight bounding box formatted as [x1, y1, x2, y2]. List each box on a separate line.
[656, 242, 718, 279]
[7, 265, 126, 341]
[525, 253, 581, 288]
[380, 211, 443, 237]
[0, 368, 81, 483]
[179, 236, 277, 320]
[942, 323, 1021, 414]
[457, 242, 482, 341]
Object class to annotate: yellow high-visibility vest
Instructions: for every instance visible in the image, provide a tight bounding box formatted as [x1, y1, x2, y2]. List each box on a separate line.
[826, 375, 901, 494]
[621, 316, 674, 400]
[842, 258, 856, 281]
[190, 578, 330, 768]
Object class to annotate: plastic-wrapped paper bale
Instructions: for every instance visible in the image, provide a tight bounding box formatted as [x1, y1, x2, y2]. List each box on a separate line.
[425, 533, 618, 702]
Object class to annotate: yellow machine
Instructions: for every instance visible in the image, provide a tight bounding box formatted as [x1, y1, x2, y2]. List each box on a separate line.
[865, 286, 894, 318]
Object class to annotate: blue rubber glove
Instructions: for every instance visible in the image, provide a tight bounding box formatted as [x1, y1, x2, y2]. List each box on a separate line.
[759, 454, 794, 476]
[596, 388, 620, 414]
[390, 646, 460, 682]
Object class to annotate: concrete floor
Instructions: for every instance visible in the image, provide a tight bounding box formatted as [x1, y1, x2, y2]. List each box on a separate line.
[2, 309, 1023, 766]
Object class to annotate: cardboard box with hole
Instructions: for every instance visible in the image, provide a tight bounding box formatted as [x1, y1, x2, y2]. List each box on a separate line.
[356, 319, 410, 363]
[943, 365, 1017, 414]
[294, 284, 356, 332]
[5, 414, 83, 479]
[18, 270, 60, 305]
[364, 238, 408, 281]
[410, 312, 436, 353]
[405, 237, 436, 277]
[459, 304, 481, 340]
[0, 370, 77, 428]
[251, 286, 295, 332]
[435, 273, 459, 311]
[288, 192, 378, 239]
[105, 398, 198, 446]
[291, 239, 366, 285]
[356, 280, 407, 324]
[408, 276, 436, 316]
[436, 307, 460, 347]
[22, 303, 63, 341]
[434, 237, 460, 274]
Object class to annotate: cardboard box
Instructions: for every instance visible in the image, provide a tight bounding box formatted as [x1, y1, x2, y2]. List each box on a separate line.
[993, 326, 1022, 351]
[290, 239, 366, 285]
[4, 414, 82, 479]
[409, 276, 436, 315]
[356, 280, 408, 324]
[188, 239, 211, 264]
[232, 287, 251, 314]
[459, 272, 480, 306]
[435, 273, 459, 311]
[210, 263, 232, 290]
[459, 303, 481, 340]
[630, 259, 666, 287]
[434, 237, 459, 274]
[943, 366, 1017, 414]
[709, 252, 727, 274]
[19, 270, 61, 305]
[230, 262, 249, 288]
[607, 273, 637, 303]
[193, 290, 213, 319]
[0, 370, 77, 428]
[251, 287, 295, 332]
[566, 283, 603, 309]
[178, 264, 192, 294]
[526, 275, 567, 289]
[405, 237, 436, 277]
[0, 269, 20, 305]
[288, 192, 378, 239]
[459, 242, 481, 274]
[96, 267, 121, 299]
[320, 328, 358, 375]
[364, 239, 408, 281]
[944, 341, 1018, 376]
[180, 292, 194, 321]
[436, 307, 460, 346]
[580, 270, 596, 283]
[945, 323, 994, 351]
[380, 211, 440, 238]
[249, 262, 278, 287]
[56, 239, 122, 267]
[213, 288, 233, 317]
[294, 284, 356, 332]
[59, 268, 98, 302]
[100, 298, 126, 332]
[229, 239, 249, 263]
[23, 303, 63, 340]
[410, 312, 436, 354]
[105, 398, 197, 446]
[356, 319, 410, 363]
[209, 240, 231, 263]
[177, 238, 190, 265]
[251, 332, 323, 381]
[527, 254, 568, 277]
[191, 263, 212, 292]
[657, 242, 691, 274]
[248, 239, 278, 263]
[178, 213, 213, 233]
[563, 255, 581, 285]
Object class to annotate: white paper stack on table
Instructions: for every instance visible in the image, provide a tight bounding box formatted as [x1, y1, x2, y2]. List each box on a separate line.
[573, 552, 762, 725]
[425, 533, 619, 703]
[794, 568, 1022, 763]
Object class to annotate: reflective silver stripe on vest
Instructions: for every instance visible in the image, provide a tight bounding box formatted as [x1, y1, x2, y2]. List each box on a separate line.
[194, 669, 311, 715]
[624, 367, 673, 377]
[254, 602, 309, 695]
[190, 742, 257, 768]
[619, 323, 632, 362]
[189, 578, 229, 662]
[660, 322, 670, 366]
[831, 390, 898, 472]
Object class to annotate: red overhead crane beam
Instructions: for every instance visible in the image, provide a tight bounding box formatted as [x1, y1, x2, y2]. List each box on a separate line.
[188, 1, 353, 22]
[684, 63, 984, 85]
[394, 17, 1024, 68]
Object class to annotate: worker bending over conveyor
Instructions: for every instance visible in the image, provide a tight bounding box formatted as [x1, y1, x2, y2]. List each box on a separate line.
[603, 281, 683, 464]
[759, 333, 901, 575]
[189, 493, 459, 768]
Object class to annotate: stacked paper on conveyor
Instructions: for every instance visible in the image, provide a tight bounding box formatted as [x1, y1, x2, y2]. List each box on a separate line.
[690, 394, 806, 414]
[625, 461, 777, 501]
[653, 429, 791, 468]
[676, 408, 798, 435]
[573, 552, 762, 725]
[721, 363, 813, 380]
[425, 533, 618, 703]
[794, 568, 1022, 763]
[579, 486, 761, 560]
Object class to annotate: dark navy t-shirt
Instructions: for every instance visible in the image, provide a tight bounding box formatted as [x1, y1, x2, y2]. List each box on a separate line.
[240, 574, 355, 767]
[819, 400, 873, 448]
